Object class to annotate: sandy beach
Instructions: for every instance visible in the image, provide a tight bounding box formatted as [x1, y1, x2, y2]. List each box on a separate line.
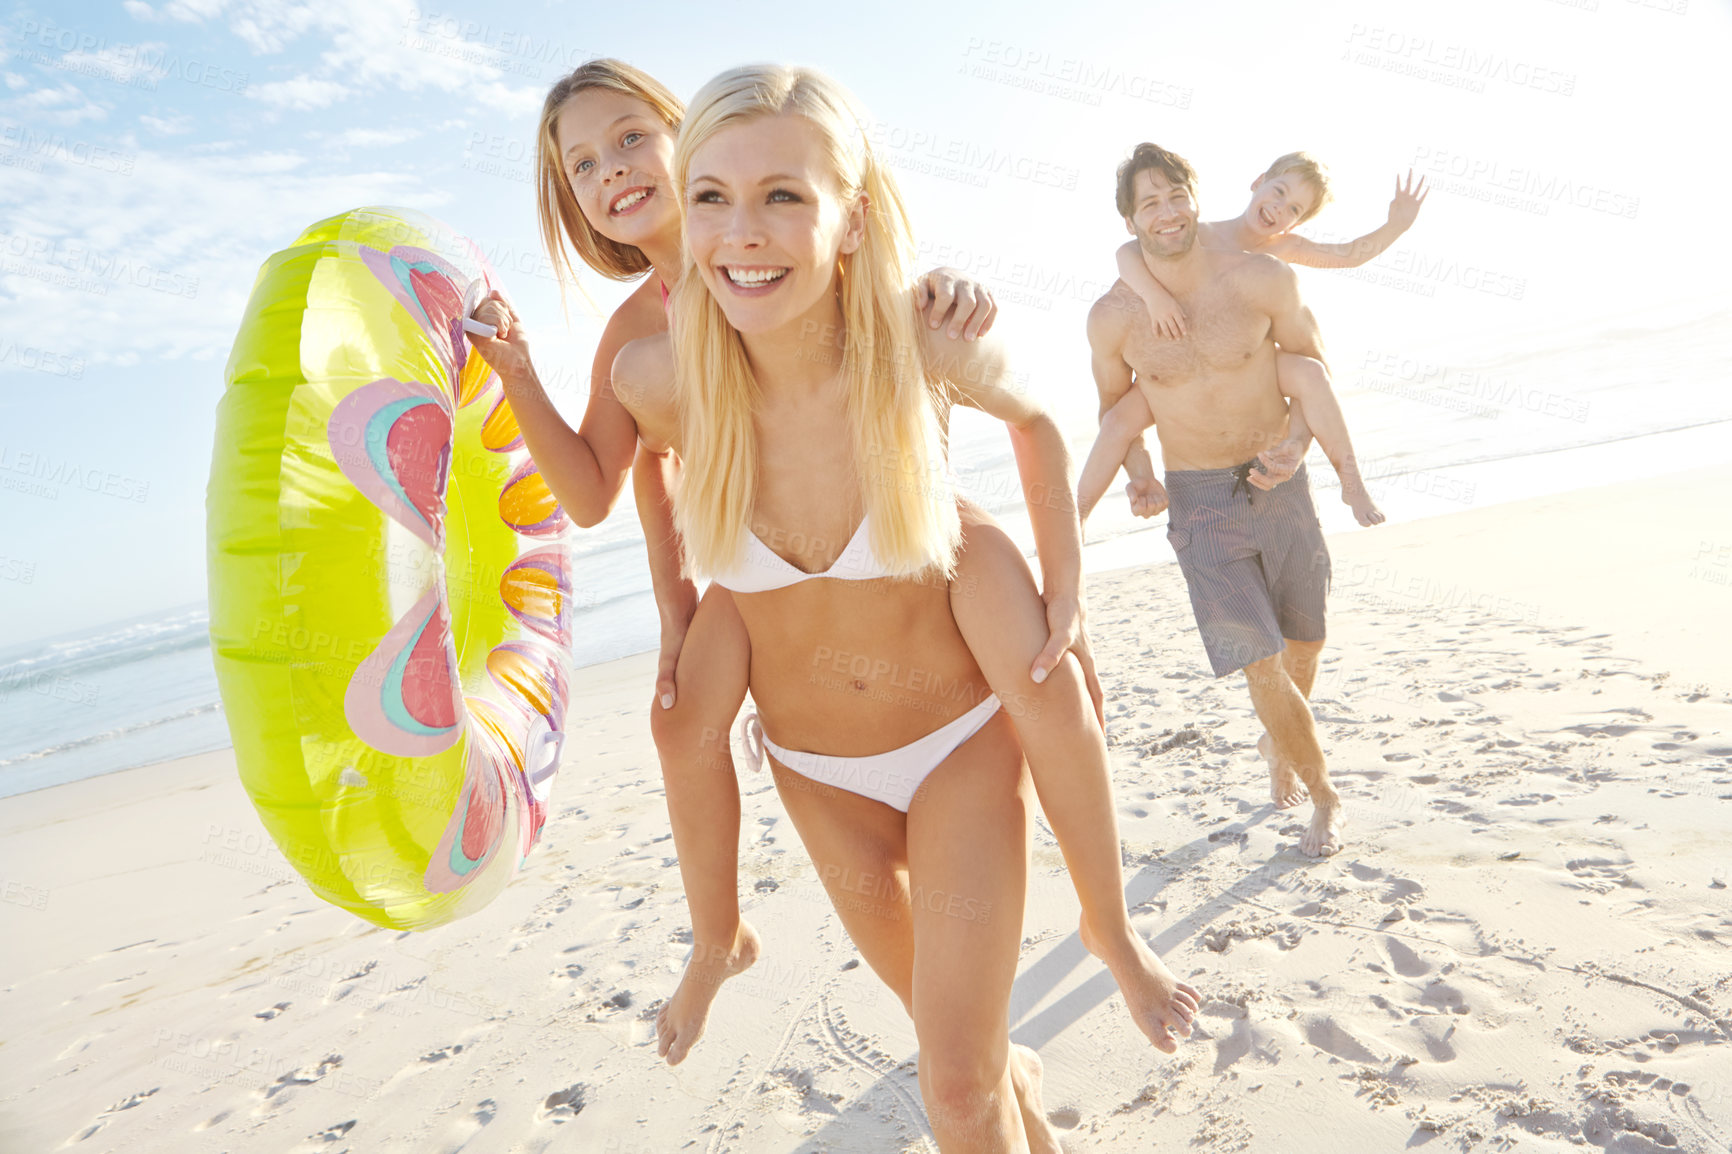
[3, 465, 1730, 1154]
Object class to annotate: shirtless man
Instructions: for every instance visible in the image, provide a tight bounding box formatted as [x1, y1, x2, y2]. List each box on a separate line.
[1079, 143, 1344, 857]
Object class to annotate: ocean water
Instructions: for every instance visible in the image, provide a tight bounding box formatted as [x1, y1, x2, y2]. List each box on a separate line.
[3, 303, 1727, 799]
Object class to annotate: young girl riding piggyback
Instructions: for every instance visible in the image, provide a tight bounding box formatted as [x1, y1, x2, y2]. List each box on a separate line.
[464, 58, 1199, 1069]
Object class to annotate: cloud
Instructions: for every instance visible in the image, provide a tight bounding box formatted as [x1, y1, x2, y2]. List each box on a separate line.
[325, 126, 421, 148]
[6, 81, 110, 125]
[129, 0, 546, 111]
[0, 136, 441, 368]
[59, 42, 169, 87]
[246, 74, 348, 109]
[139, 112, 192, 134]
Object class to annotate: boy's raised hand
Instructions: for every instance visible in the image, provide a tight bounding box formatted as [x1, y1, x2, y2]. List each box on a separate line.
[1388, 169, 1429, 233]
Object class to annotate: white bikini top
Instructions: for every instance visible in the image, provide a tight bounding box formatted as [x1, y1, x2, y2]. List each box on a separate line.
[709, 417, 956, 594]
[710, 514, 892, 593]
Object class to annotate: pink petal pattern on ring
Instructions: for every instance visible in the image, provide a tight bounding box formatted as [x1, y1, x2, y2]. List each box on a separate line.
[328, 378, 451, 549]
[345, 586, 465, 757]
[423, 703, 512, 893]
[360, 244, 470, 404]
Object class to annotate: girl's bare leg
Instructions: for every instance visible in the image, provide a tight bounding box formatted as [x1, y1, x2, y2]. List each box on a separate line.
[769, 718, 1063, 1153]
[1275, 351, 1383, 527]
[950, 512, 1198, 1054]
[648, 585, 759, 1065]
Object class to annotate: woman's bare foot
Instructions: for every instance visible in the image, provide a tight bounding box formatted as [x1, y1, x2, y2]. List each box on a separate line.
[1008, 1044, 1067, 1154]
[1079, 915, 1199, 1054]
[1258, 732, 1310, 809]
[1340, 476, 1385, 527]
[656, 921, 761, 1065]
[1300, 798, 1345, 857]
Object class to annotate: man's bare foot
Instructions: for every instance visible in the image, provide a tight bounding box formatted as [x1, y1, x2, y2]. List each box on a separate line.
[1340, 478, 1385, 527]
[1008, 1044, 1067, 1154]
[1079, 915, 1199, 1054]
[656, 921, 762, 1065]
[1300, 798, 1345, 857]
[1259, 732, 1309, 809]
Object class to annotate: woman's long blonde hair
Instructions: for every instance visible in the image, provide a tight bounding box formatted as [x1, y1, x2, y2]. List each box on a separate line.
[536, 58, 684, 284]
[668, 65, 959, 582]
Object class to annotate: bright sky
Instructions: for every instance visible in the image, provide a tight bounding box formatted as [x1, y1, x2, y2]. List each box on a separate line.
[1, 0, 1726, 647]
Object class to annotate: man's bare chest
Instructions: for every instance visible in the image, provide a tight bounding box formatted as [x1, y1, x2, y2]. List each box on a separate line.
[1125, 294, 1269, 386]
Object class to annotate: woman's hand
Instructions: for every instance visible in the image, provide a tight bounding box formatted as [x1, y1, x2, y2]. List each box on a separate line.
[1031, 592, 1105, 727]
[467, 289, 537, 389]
[916, 268, 998, 341]
[653, 581, 701, 710]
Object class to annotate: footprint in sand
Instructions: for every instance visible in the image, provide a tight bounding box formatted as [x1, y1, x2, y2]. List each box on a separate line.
[1382, 936, 1431, 978]
[309, 1119, 356, 1142]
[1416, 1019, 1457, 1063]
[1349, 863, 1426, 906]
[261, 1055, 342, 1103]
[1565, 857, 1639, 894]
[1418, 980, 1471, 1016]
[1301, 1016, 1383, 1063]
[69, 1087, 160, 1143]
[538, 1083, 587, 1123]
[441, 1098, 498, 1152]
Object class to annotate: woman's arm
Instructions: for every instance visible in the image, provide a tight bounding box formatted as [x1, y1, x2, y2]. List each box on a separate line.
[634, 443, 700, 709]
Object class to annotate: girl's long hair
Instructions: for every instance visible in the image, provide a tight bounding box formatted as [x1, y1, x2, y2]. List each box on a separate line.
[535, 58, 684, 285]
[668, 65, 959, 582]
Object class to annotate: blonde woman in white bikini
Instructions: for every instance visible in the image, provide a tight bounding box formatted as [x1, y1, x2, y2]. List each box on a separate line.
[608, 65, 1194, 1151]
[475, 63, 1200, 1150]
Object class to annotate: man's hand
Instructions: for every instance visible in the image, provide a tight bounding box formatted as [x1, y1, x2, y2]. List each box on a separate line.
[1029, 592, 1105, 726]
[1248, 439, 1305, 491]
[1387, 169, 1428, 234]
[1126, 476, 1170, 517]
[917, 268, 998, 341]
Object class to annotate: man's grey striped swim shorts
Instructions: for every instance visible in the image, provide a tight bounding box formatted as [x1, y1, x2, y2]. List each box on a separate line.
[1164, 461, 1331, 677]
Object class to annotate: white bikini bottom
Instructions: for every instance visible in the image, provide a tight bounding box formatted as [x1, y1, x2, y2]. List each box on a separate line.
[737, 694, 1002, 812]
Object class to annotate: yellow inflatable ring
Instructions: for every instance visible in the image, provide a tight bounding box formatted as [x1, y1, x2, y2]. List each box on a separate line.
[208, 207, 573, 930]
